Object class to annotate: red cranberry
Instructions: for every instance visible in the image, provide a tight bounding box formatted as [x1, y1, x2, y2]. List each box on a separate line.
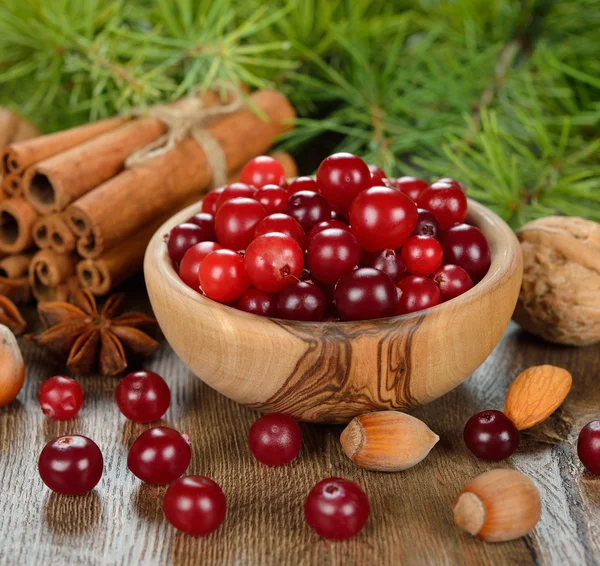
[277, 281, 327, 321]
[431, 264, 474, 302]
[128, 426, 191, 485]
[254, 213, 307, 250]
[307, 228, 360, 285]
[167, 223, 205, 263]
[287, 176, 319, 195]
[214, 182, 256, 211]
[417, 181, 468, 230]
[401, 235, 443, 276]
[335, 268, 398, 321]
[201, 188, 224, 215]
[316, 153, 371, 210]
[395, 176, 429, 202]
[164, 476, 226, 536]
[412, 208, 441, 239]
[244, 233, 304, 293]
[38, 376, 83, 420]
[254, 184, 289, 214]
[349, 187, 417, 252]
[304, 478, 369, 540]
[442, 224, 491, 282]
[249, 413, 302, 466]
[307, 219, 349, 241]
[396, 275, 441, 315]
[215, 197, 266, 250]
[464, 410, 519, 461]
[116, 371, 171, 423]
[240, 155, 286, 188]
[179, 241, 222, 290]
[39, 435, 103, 495]
[237, 288, 278, 317]
[435, 177, 466, 192]
[366, 249, 405, 283]
[368, 164, 388, 184]
[578, 421, 600, 475]
[283, 190, 331, 232]
[185, 212, 216, 241]
[199, 249, 250, 303]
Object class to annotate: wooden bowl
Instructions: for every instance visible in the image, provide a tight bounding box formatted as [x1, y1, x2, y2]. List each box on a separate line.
[145, 199, 522, 424]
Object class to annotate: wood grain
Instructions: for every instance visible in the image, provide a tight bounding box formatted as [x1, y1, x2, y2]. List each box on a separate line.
[0, 281, 599, 565]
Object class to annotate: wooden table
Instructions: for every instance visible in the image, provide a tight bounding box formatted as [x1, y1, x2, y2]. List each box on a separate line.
[1, 290, 599, 566]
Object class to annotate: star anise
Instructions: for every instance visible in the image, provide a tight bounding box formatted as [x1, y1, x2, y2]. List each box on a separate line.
[0, 276, 29, 334]
[27, 289, 160, 376]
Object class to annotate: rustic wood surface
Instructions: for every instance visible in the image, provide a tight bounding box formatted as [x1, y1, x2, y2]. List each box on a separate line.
[1, 281, 599, 566]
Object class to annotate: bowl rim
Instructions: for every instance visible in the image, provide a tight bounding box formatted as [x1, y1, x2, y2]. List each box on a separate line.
[146, 197, 519, 328]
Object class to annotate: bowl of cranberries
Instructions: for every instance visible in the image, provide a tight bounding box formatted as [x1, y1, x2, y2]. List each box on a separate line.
[145, 153, 522, 423]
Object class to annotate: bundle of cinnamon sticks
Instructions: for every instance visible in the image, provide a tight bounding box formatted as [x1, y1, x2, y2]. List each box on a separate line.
[0, 91, 296, 303]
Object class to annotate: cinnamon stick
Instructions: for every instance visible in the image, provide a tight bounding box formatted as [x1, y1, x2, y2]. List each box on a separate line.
[11, 118, 41, 142]
[0, 252, 34, 279]
[49, 214, 77, 254]
[32, 216, 52, 249]
[3, 172, 23, 197]
[0, 108, 21, 149]
[66, 90, 295, 258]
[29, 250, 78, 302]
[0, 197, 39, 253]
[2, 116, 126, 177]
[227, 150, 298, 184]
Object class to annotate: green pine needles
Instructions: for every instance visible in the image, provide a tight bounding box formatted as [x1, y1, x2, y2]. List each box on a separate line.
[1, 0, 598, 226]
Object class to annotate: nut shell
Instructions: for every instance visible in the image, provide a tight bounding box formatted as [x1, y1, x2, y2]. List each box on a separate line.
[514, 216, 600, 347]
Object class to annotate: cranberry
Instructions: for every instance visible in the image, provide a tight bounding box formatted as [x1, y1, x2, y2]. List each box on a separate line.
[368, 164, 388, 184]
[316, 153, 371, 210]
[237, 288, 278, 317]
[283, 190, 331, 232]
[395, 176, 429, 202]
[215, 197, 266, 250]
[401, 235, 443, 276]
[307, 219, 349, 241]
[464, 410, 519, 461]
[244, 233, 304, 293]
[412, 208, 441, 239]
[254, 184, 289, 214]
[442, 224, 491, 282]
[249, 413, 302, 466]
[335, 268, 398, 321]
[128, 426, 191, 485]
[277, 281, 327, 321]
[349, 187, 417, 252]
[214, 182, 256, 211]
[179, 241, 222, 290]
[116, 371, 171, 423]
[39, 435, 103, 495]
[254, 213, 307, 250]
[431, 264, 474, 302]
[199, 249, 250, 303]
[240, 155, 286, 188]
[417, 181, 468, 230]
[435, 177, 466, 192]
[304, 478, 369, 540]
[396, 276, 441, 315]
[185, 212, 216, 241]
[166, 223, 205, 263]
[164, 476, 226, 536]
[201, 188, 224, 215]
[38, 376, 83, 420]
[366, 249, 405, 283]
[307, 228, 360, 285]
[287, 176, 319, 195]
[578, 421, 600, 475]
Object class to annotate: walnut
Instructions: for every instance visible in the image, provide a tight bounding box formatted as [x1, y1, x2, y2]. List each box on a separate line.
[514, 216, 600, 347]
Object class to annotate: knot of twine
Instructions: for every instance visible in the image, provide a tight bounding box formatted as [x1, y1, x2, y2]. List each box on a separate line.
[125, 81, 244, 188]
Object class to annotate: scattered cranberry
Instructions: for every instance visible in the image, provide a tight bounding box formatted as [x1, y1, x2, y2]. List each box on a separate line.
[128, 426, 191, 485]
[167, 223, 205, 263]
[249, 413, 302, 466]
[240, 155, 286, 188]
[578, 421, 600, 475]
[214, 197, 266, 250]
[244, 233, 304, 293]
[396, 276, 441, 315]
[368, 164, 388, 184]
[412, 208, 441, 239]
[304, 478, 369, 540]
[116, 371, 171, 423]
[401, 235, 443, 276]
[164, 476, 226, 536]
[201, 188, 224, 215]
[464, 410, 519, 461]
[38, 376, 83, 420]
[237, 288, 278, 317]
[335, 268, 398, 321]
[307, 228, 360, 285]
[277, 281, 327, 322]
[199, 249, 250, 303]
[254, 184, 289, 214]
[254, 213, 307, 250]
[366, 249, 405, 283]
[185, 212, 216, 242]
[287, 176, 319, 195]
[307, 219, 349, 241]
[39, 435, 103, 495]
[431, 264, 474, 302]
[179, 241, 222, 290]
[417, 181, 468, 230]
[283, 190, 331, 232]
[349, 187, 417, 252]
[435, 177, 466, 192]
[316, 153, 371, 210]
[395, 176, 429, 202]
[214, 182, 256, 212]
[442, 223, 491, 282]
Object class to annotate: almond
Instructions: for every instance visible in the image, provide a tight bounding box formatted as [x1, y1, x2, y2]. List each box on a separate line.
[340, 411, 439, 472]
[504, 365, 572, 430]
